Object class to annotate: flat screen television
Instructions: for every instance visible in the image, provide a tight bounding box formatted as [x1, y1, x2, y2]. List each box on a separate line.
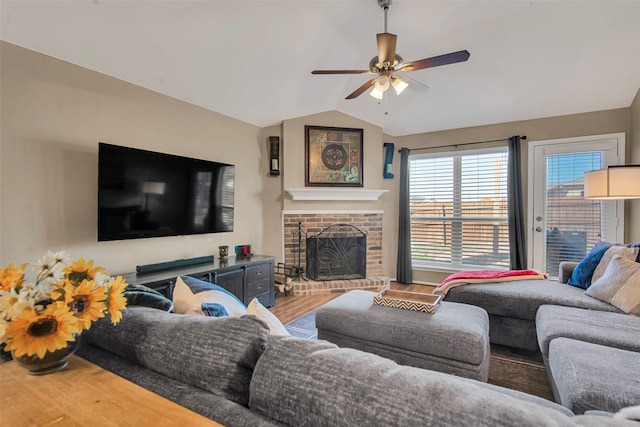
[98, 143, 235, 241]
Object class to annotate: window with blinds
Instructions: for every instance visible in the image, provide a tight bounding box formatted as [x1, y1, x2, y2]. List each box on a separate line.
[544, 152, 604, 276]
[409, 148, 510, 270]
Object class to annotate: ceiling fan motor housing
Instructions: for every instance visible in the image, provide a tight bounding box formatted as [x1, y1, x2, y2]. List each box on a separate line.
[370, 54, 403, 73]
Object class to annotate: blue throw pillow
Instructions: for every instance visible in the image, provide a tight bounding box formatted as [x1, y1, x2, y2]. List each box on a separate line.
[201, 302, 229, 317]
[568, 242, 640, 289]
[178, 275, 245, 304]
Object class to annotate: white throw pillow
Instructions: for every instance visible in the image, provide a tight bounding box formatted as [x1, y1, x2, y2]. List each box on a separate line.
[172, 276, 247, 317]
[586, 256, 640, 315]
[246, 298, 290, 336]
[591, 246, 640, 284]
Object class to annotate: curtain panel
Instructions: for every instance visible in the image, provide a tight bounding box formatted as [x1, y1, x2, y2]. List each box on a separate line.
[397, 147, 413, 283]
[508, 136, 527, 270]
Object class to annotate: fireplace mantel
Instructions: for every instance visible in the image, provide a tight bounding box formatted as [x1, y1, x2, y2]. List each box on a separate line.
[286, 188, 388, 201]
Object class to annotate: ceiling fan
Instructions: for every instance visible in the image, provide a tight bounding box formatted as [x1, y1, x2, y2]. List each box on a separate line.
[311, 0, 470, 100]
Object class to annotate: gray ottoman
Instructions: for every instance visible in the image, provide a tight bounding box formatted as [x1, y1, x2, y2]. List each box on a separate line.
[315, 290, 490, 381]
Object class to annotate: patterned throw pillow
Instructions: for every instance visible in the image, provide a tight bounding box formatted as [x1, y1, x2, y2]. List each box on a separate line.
[568, 242, 640, 289]
[172, 275, 247, 316]
[585, 256, 640, 315]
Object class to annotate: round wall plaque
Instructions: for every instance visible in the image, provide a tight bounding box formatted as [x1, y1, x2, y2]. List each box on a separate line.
[321, 144, 347, 170]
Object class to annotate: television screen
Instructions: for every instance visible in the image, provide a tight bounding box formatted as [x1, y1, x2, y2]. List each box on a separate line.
[98, 143, 234, 241]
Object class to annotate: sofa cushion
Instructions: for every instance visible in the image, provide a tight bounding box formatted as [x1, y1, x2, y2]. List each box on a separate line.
[585, 256, 640, 315]
[445, 279, 621, 321]
[82, 306, 269, 406]
[536, 305, 640, 358]
[249, 336, 575, 427]
[548, 338, 640, 414]
[568, 242, 639, 290]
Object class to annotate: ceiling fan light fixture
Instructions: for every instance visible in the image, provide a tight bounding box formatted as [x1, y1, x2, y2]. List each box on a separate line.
[374, 75, 390, 92]
[370, 86, 384, 99]
[391, 76, 408, 95]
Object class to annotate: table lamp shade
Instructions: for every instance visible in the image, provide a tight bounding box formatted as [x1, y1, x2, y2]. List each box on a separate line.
[584, 166, 640, 199]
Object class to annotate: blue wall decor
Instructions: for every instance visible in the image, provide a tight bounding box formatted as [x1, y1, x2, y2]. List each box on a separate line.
[383, 142, 394, 179]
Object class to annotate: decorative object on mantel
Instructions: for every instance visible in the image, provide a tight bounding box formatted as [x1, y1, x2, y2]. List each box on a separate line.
[0, 251, 128, 375]
[383, 142, 394, 179]
[583, 165, 640, 199]
[269, 136, 280, 176]
[305, 126, 363, 187]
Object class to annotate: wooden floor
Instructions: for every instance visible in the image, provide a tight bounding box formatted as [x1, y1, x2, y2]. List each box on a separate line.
[269, 282, 555, 400]
[270, 282, 427, 324]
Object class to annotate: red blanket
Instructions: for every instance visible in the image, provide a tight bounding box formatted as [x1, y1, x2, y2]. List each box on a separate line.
[434, 269, 548, 295]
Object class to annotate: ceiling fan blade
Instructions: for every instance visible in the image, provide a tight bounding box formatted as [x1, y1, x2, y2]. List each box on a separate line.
[377, 33, 397, 66]
[311, 69, 371, 75]
[402, 50, 470, 72]
[345, 78, 377, 99]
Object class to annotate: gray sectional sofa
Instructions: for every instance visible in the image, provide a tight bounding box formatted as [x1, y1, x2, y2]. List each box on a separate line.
[443, 261, 640, 414]
[77, 307, 639, 427]
[444, 262, 623, 352]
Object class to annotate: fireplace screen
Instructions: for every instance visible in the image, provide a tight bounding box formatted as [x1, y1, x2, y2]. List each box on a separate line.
[306, 224, 366, 281]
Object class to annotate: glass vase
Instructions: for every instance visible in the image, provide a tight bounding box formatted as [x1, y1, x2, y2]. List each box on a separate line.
[12, 336, 80, 376]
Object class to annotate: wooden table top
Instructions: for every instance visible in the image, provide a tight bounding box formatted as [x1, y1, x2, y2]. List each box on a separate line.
[0, 355, 224, 427]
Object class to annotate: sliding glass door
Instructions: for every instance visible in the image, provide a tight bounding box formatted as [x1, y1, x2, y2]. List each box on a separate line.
[528, 134, 625, 277]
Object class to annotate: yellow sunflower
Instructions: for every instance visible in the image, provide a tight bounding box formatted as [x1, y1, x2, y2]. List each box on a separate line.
[0, 263, 26, 291]
[64, 258, 106, 286]
[5, 302, 80, 359]
[69, 279, 107, 330]
[106, 276, 128, 325]
[49, 279, 74, 305]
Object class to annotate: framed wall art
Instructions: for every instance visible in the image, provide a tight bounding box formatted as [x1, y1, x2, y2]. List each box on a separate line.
[305, 125, 363, 187]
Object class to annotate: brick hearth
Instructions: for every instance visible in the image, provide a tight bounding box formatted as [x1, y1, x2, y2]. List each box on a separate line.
[291, 276, 389, 296]
[282, 210, 388, 296]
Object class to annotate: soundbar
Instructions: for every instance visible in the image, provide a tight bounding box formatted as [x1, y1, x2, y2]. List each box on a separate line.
[136, 255, 214, 274]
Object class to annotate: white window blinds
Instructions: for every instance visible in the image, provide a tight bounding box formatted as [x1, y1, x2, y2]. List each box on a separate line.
[544, 152, 604, 276]
[409, 148, 510, 270]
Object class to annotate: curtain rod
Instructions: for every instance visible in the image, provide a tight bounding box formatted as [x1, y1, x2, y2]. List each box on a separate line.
[400, 135, 527, 153]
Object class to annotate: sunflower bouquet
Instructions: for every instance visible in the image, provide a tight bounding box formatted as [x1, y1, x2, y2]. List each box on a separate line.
[0, 251, 128, 359]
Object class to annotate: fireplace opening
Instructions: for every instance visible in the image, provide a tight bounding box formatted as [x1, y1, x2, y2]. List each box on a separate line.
[306, 224, 366, 281]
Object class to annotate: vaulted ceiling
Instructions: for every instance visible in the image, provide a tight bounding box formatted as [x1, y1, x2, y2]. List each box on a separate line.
[2, 0, 639, 136]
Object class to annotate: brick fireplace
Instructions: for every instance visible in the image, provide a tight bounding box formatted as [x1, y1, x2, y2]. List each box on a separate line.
[282, 210, 389, 296]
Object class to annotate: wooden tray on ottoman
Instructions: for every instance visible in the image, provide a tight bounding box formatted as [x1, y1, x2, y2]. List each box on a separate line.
[373, 289, 442, 313]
